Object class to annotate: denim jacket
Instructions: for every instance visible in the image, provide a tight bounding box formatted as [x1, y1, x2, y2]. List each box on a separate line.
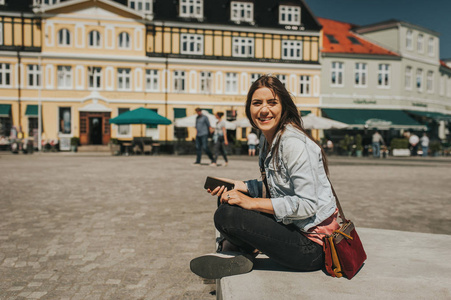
[246, 124, 337, 232]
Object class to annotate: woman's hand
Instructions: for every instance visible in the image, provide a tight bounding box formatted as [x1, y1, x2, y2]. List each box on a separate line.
[220, 189, 255, 210]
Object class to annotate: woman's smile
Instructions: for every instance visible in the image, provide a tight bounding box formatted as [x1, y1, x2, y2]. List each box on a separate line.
[250, 87, 282, 141]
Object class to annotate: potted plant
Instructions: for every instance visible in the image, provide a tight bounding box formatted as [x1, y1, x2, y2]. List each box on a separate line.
[70, 137, 79, 152]
[234, 139, 242, 155]
[109, 138, 121, 156]
[338, 134, 353, 156]
[390, 138, 409, 156]
[429, 140, 442, 156]
[355, 134, 363, 157]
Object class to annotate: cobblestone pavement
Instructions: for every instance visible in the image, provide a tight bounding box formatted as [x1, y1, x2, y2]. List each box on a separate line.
[0, 153, 450, 299]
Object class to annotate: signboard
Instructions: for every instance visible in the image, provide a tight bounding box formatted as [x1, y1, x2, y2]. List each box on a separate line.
[59, 137, 70, 151]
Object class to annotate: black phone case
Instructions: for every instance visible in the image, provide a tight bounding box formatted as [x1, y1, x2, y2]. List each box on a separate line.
[204, 176, 235, 191]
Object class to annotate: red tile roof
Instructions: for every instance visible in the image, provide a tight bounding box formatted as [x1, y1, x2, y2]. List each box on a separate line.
[440, 60, 451, 70]
[318, 18, 399, 56]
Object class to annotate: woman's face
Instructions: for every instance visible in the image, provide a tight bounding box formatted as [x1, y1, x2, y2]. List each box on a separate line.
[250, 87, 282, 139]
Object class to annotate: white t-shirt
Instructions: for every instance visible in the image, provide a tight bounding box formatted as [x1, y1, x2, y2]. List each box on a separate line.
[247, 133, 259, 145]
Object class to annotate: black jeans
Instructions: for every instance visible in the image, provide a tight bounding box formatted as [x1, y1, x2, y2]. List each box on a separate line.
[213, 136, 228, 163]
[214, 204, 324, 271]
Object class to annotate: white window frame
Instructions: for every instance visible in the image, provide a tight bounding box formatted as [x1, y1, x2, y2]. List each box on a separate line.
[225, 72, 238, 94]
[426, 71, 433, 93]
[331, 62, 344, 87]
[38, 0, 61, 5]
[276, 74, 286, 86]
[180, 34, 203, 55]
[88, 66, 102, 90]
[117, 108, 131, 137]
[377, 64, 390, 88]
[282, 40, 303, 60]
[173, 70, 186, 93]
[0, 63, 11, 87]
[128, 0, 152, 14]
[118, 32, 131, 49]
[145, 69, 159, 92]
[88, 30, 101, 48]
[250, 73, 261, 85]
[231, 2, 253, 23]
[232, 37, 254, 58]
[57, 66, 72, 89]
[417, 34, 424, 53]
[439, 76, 445, 96]
[279, 5, 301, 26]
[406, 29, 413, 50]
[354, 63, 367, 87]
[299, 75, 311, 96]
[416, 68, 423, 91]
[117, 68, 131, 91]
[428, 37, 434, 57]
[0, 22, 3, 46]
[200, 71, 212, 94]
[58, 107, 72, 135]
[58, 28, 71, 46]
[27, 64, 41, 88]
[180, 0, 203, 18]
[405, 66, 412, 90]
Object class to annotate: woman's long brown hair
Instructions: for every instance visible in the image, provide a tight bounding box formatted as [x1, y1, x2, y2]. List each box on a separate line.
[245, 75, 329, 175]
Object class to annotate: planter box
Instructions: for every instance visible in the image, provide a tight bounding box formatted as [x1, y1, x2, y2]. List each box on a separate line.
[392, 149, 410, 157]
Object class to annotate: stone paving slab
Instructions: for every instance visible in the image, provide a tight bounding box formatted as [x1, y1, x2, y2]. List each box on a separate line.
[0, 153, 450, 299]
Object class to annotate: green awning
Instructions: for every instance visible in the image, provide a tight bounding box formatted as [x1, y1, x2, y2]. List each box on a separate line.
[0, 104, 11, 117]
[322, 109, 426, 130]
[25, 105, 38, 116]
[201, 108, 213, 114]
[174, 108, 187, 119]
[406, 110, 451, 121]
[300, 110, 311, 116]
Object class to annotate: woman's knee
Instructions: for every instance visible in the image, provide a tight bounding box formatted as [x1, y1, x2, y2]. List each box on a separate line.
[214, 204, 240, 231]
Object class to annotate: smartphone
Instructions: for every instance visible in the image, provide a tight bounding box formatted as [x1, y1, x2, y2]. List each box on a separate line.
[204, 176, 235, 191]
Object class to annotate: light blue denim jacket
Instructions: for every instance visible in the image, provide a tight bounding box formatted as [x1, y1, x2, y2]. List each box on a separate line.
[246, 124, 336, 232]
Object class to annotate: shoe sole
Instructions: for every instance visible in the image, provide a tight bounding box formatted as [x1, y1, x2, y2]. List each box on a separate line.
[190, 253, 253, 279]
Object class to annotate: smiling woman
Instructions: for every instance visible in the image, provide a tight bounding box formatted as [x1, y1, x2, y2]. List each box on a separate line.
[190, 75, 340, 280]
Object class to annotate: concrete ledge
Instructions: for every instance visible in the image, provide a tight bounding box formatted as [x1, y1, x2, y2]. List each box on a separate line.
[218, 228, 451, 299]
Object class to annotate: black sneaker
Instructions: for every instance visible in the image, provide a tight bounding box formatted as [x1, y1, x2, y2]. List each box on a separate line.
[190, 252, 253, 279]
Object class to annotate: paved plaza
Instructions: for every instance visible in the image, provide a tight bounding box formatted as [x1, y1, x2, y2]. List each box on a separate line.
[0, 152, 450, 299]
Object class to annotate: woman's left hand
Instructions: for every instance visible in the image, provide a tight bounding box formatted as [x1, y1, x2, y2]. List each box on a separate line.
[221, 189, 254, 210]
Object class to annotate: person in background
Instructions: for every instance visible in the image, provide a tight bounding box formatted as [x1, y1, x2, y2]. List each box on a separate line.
[372, 131, 385, 158]
[212, 112, 229, 167]
[420, 132, 429, 157]
[193, 108, 215, 166]
[247, 129, 259, 156]
[409, 132, 420, 156]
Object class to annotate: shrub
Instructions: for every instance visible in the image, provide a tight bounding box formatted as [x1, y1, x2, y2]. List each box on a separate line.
[390, 138, 409, 149]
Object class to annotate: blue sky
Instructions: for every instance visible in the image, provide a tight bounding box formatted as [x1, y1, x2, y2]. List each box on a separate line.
[304, 0, 451, 59]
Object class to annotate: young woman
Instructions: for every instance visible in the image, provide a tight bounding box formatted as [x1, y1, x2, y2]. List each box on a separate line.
[212, 112, 229, 166]
[190, 75, 339, 279]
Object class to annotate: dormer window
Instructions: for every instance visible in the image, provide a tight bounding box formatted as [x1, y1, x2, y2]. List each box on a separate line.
[279, 5, 301, 26]
[128, 0, 152, 14]
[34, 0, 60, 5]
[180, 0, 203, 18]
[231, 2, 253, 23]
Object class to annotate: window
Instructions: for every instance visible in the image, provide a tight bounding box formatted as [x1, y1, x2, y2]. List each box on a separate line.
[118, 32, 131, 49]
[88, 67, 102, 89]
[128, 0, 152, 13]
[88, 30, 101, 48]
[0, 0, 5, 5]
[28, 116, 38, 137]
[276, 74, 286, 86]
[406, 29, 413, 50]
[117, 68, 131, 91]
[282, 40, 302, 60]
[428, 37, 434, 56]
[59, 107, 71, 134]
[279, 5, 301, 25]
[231, 2, 253, 23]
[331, 62, 343, 86]
[416, 68, 423, 91]
[0, 63, 11, 87]
[173, 70, 186, 92]
[58, 28, 71, 46]
[299, 75, 311, 96]
[225, 72, 238, 94]
[57, 66, 72, 89]
[117, 108, 130, 136]
[354, 63, 367, 87]
[232, 37, 254, 58]
[250, 73, 262, 85]
[180, 0, 203, 18]
[0, 22, 3, 46]
[226, 110, 237, 121]
[325, 34, 339, 44]
[145, 69, 159, 91]
[427, 71, 433, 93]
[378, 64, 390, 88]
[200, 71, 212, 93]
[37, 0, 60, 5]
[27, 65, 41, 87]
[181, 34, 203, 55]
[417, 34, 424, 53]
[347, 36, 361, 45]
[440, 76, 445, 96]
[448, 78, 451, 98]
[405, 66, 412, 90]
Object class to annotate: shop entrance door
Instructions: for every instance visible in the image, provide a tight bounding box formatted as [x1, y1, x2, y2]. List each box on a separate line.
[89, 117, 103, 145]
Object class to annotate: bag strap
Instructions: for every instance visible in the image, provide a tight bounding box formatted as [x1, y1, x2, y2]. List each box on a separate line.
[328, 180, 348, 223]
[260, 166, 271, 199]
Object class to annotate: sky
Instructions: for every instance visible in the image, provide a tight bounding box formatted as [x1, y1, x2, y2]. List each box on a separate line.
[303, 0, 451, 59]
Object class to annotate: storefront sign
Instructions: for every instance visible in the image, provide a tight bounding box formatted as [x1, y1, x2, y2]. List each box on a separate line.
[353, 99, 377, 105]
[412, 102, 427, 108]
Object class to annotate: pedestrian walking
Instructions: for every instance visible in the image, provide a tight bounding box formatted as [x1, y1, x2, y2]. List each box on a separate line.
[212, 112, 229, 166]
[247, 129, 259, 156]
[409, 132, 420, 156]
[372, 131, 385, 158]
[190, 74, 338, 279]
[420, 132, 429, 157]
[193, 108, 215, 165]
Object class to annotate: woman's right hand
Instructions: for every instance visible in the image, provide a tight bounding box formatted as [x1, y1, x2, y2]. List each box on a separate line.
[207, 185, 228, 197]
